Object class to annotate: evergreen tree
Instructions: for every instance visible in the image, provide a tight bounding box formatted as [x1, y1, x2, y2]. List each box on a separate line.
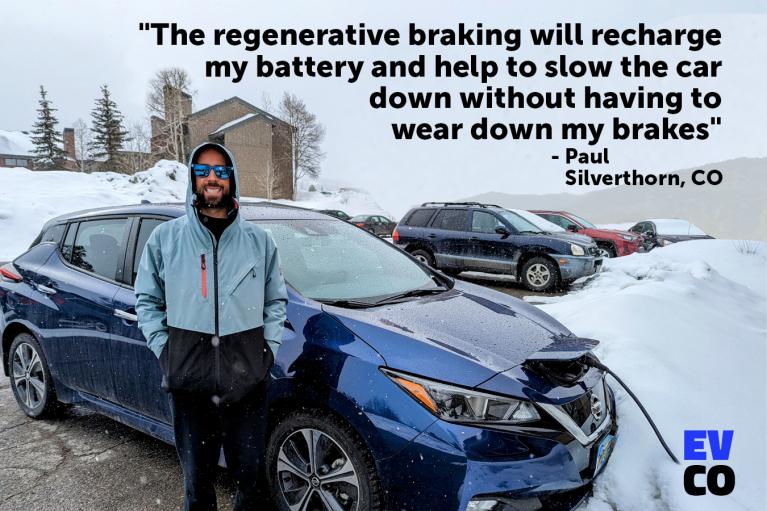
[31, 85, 66, 169]
[90, 84, 130, 166]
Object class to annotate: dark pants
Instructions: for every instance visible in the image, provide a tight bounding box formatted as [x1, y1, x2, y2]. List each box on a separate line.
[169, 381, 269, 511]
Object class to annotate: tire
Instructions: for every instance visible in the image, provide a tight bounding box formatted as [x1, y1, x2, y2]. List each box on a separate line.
[520, 256, 560, 292]
[8, 333, 61, 419]
[266, 409, 383, 511]
[410, 249, 435, 267]
[596, 243, 616, 258]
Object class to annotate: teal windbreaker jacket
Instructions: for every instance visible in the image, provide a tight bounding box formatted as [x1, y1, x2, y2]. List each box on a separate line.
[134, 142, 288, 361]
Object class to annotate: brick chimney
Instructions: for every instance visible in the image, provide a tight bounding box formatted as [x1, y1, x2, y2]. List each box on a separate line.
[63, 128, 75, 160]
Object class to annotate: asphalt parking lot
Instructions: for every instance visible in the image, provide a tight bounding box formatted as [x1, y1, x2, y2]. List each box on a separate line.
[0, 280, 569, 510]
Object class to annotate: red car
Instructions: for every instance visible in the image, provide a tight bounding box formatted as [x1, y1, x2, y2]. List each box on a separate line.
[531, 210, 642, 258]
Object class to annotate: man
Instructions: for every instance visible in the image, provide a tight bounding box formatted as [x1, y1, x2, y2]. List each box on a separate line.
[134, 142, 288, 510]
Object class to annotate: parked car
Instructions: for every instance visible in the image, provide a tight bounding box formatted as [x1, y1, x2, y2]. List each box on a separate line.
[531, 210, 643, 258]
[349, 214, 397, 237]
[628, 218, 713, 251]
[393, 202, 603, 291]
[2, 202, 616, 511]
[317, 209, 351, 221]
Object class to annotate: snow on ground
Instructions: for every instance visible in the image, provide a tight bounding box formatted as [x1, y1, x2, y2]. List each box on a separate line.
[531, 240, 767, 511]
[0, 162, 389, 261]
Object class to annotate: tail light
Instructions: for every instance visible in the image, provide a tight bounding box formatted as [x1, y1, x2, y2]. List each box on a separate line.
[0, 263, 22, 283]
[392, 229, 400, 242]
[356, 222, 365, 228]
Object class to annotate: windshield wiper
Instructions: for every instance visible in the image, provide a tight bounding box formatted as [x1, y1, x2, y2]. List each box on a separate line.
[373, 286, 448, 305]
[518, 230, 543, 235]
[317, 299, 378, 309]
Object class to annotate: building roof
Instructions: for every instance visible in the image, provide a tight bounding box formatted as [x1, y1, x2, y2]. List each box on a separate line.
[0, 130, 35, 156]
[210, 113, 259, 135]
[188, 96, 290, 127]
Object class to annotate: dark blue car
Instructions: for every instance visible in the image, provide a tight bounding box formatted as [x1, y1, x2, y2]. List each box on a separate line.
[393, 202, 603, 291]
[1, 202, 616, 511]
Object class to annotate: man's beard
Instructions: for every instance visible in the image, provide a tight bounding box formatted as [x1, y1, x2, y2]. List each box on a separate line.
[194, 190, 230, 209]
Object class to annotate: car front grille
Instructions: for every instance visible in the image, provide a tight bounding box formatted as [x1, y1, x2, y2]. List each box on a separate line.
[588, 245, 599, 257]
[561, 379, 608, 437]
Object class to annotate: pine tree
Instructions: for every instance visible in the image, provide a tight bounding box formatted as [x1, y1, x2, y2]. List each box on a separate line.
[90, 84, 130, 167]
[31, 85, 66, 169]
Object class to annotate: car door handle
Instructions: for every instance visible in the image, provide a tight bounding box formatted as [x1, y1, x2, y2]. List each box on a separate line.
[427, 234, 437, 239]
[36, 283, 57, 295]
[114, 309, 138, 322]
[470, 236, 479, 240]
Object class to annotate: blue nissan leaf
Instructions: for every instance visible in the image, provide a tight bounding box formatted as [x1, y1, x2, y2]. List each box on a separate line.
[0, 202, 617, 511]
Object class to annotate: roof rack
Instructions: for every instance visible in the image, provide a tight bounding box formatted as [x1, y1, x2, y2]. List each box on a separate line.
[420, 201, 502, 208]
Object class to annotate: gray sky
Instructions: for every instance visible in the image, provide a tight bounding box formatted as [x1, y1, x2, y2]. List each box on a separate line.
[3, 0, 765, 216]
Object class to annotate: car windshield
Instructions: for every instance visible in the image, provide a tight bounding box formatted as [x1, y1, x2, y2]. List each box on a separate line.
[496, 210, 544, 234]
[254, 219, 441, 302]
[349, 215, 369, 222]
[568, 213, 597, 229]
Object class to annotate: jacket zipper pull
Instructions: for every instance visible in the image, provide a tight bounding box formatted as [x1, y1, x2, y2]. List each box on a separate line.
[201, 254, 208, 299]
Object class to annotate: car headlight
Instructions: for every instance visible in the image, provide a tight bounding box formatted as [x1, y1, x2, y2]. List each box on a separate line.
[660, 238, 673, 246]
[382, 369, 540, 424]
[619, 234, 635, 241]
[570, 244, 585, 256]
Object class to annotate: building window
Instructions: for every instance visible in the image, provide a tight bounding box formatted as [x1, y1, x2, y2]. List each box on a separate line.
[16, 159, 28, 167]
[5, 159, 17, 166]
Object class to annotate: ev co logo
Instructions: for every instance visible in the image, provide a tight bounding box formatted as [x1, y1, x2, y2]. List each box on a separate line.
[683, 430, 735, 496]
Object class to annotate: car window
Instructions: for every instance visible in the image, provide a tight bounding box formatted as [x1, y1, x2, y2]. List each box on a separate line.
[540, 214, 570, 229]
[132, 218, 165, 284]
[404, 209, 436, 227]
[255, 219, 439, 301]
[496, 210, 544, 233]
[431, 209, 467, 231]
[349, 215, 369, 222]
[567, 213, 596, 229]
[61, 223, 78, 261]
[471, 211, 505, 234]
[71, 218, 130, 280]
[42, 224, 67, 245]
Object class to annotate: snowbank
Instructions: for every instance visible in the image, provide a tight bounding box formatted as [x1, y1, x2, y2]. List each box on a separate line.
[0, 162, 388, 261]
[533, 240, 766, 511]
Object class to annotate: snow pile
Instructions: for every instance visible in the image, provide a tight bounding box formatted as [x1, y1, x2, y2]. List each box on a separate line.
[533, 240, 766, 511]
[0, 130, 35, 156]
[0, 161, 388, 260]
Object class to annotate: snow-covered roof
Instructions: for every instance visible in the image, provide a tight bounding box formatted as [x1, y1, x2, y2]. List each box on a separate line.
[644, 218, 707, 235]
[0, 130, 35, 156]
[211, 113, 258, 135]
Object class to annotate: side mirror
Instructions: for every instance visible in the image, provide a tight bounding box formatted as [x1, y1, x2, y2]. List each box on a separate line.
[495, 226, 510, 236]
[566, 224, 579, 232]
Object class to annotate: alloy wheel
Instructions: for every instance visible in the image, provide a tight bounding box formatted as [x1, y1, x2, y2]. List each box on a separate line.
[414, 254, 429, 265]
[11, 342, 46, 410]
[277, 428, 361, 511]
[526, 263, 551, 287]
[598, 247, 612, 258]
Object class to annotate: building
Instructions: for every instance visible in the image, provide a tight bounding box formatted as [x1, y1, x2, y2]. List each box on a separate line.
[151, 88, 294, 200]
[0, 130, 35, 169]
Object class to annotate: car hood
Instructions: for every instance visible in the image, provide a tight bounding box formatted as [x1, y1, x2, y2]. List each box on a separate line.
[540, 231, 593, 245]
[322, 281, 576, 387]
[595, 228, 640, 239]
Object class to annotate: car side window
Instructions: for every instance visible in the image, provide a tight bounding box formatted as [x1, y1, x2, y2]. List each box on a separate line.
[430, 209, 467, 231]
[42, 224, 67, 245]
[61, 222, 78, 261]
[71, 218, 130, 281]
[544, 214, 571, 229]
[630, 223, 644, 234]
[132, 218, 165, 285]
[405, 209, 435, 227]
[471, 211, 504, 234]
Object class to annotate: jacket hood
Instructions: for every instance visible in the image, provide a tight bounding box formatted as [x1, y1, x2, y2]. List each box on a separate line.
[185, 142, 241, 240]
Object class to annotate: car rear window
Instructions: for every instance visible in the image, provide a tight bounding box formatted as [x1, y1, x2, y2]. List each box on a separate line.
[431, 209, 467, 231]
[404, 209, 436, 227]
